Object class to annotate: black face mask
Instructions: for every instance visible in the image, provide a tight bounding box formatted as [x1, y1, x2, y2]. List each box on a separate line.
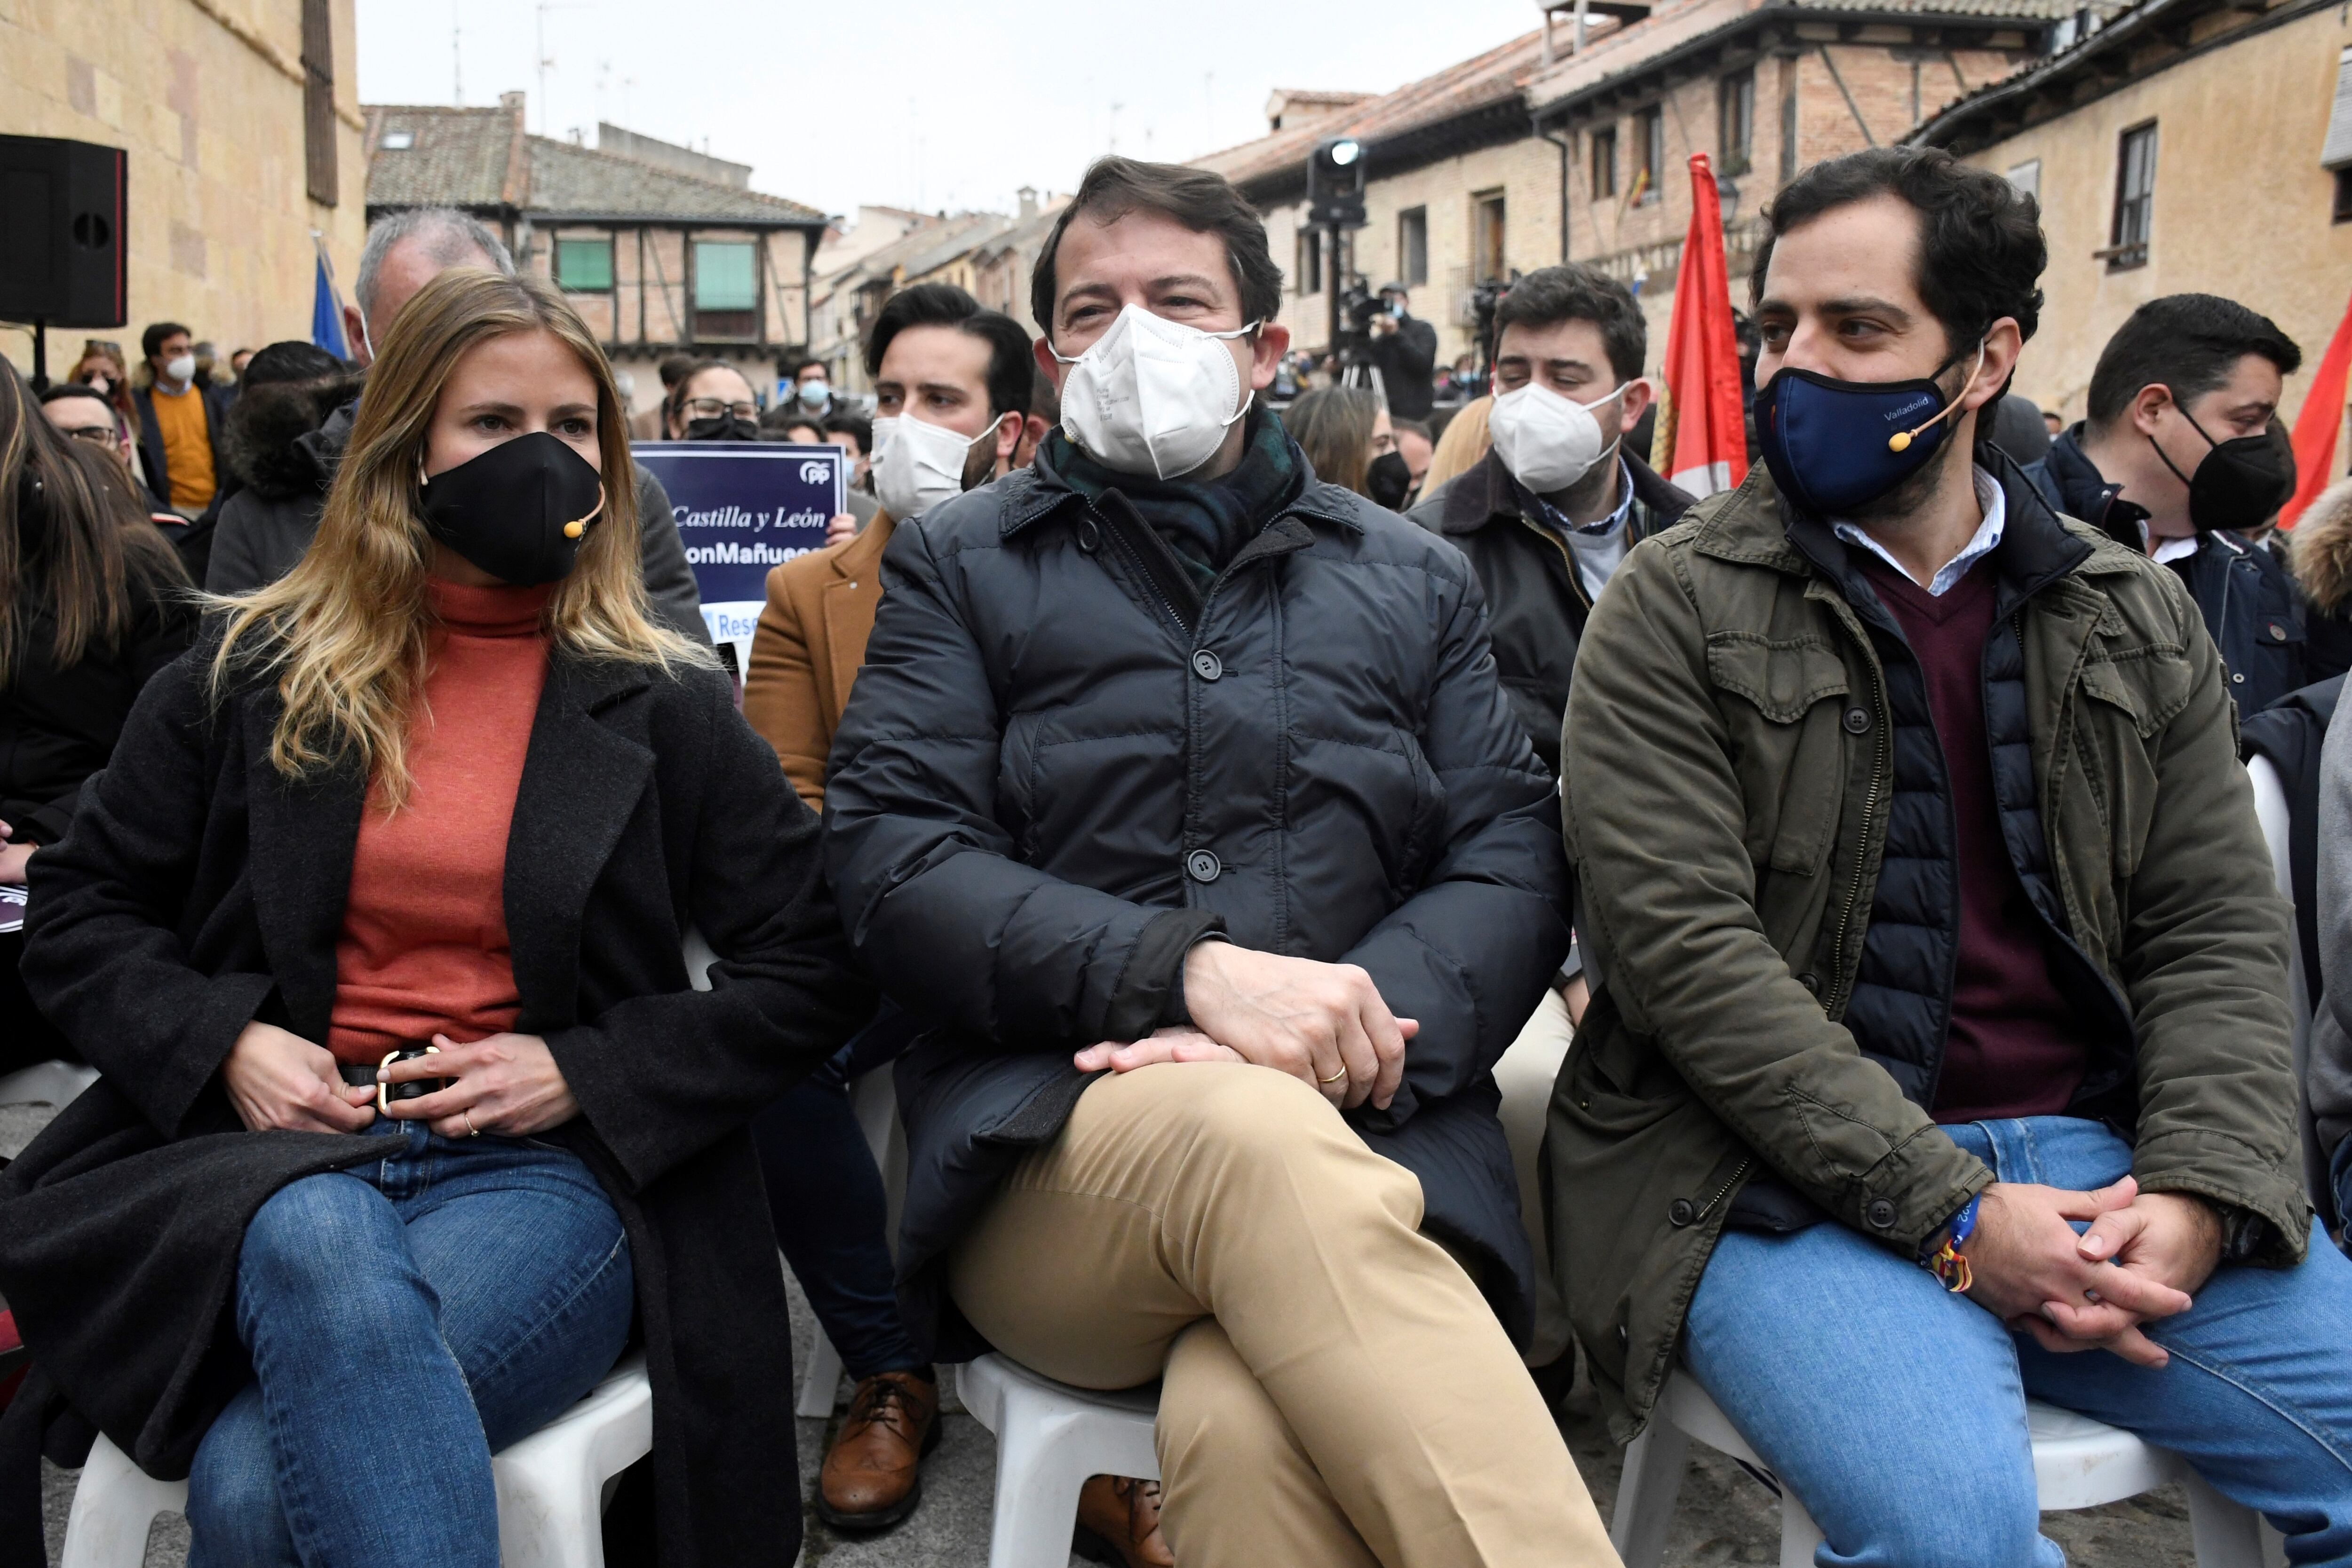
[684, 414, 761, 443]
[1367, 449, 1414, 511]
[417, 431, 605, 586]
[2150, 408, 2296, 535]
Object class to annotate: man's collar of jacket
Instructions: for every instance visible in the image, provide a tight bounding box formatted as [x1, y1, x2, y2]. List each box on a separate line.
[1435, 444, 1694, 539]
[1688, 448, 2125, 608]
[2043, 426, 2150, 549]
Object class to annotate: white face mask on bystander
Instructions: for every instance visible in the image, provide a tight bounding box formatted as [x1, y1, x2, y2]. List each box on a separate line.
[1051, 304, 1259, 481]
[870, 413, 989, 521]
[1487, 379, 1637, 494]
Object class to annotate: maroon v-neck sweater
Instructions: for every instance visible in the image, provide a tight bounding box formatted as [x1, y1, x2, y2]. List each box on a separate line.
[1860, 555, 2088, 1122]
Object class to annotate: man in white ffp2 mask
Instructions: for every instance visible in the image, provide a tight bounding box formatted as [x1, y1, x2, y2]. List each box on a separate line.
[1406, 265, 1696, 1291]
[820, 157, 1621, 1568]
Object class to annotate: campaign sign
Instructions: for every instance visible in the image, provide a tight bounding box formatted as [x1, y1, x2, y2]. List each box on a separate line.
[632, 442, 842, 660]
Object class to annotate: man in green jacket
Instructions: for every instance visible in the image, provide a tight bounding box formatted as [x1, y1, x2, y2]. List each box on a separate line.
[1555, 145, 2352, 1563]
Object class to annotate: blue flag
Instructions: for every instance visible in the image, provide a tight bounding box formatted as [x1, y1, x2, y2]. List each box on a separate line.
[310, 245, 349, 359]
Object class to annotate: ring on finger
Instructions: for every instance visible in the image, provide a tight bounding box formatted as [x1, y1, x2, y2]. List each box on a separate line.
[1319, 1066, 1348, 1084]
[462, 1108, 480, 1138]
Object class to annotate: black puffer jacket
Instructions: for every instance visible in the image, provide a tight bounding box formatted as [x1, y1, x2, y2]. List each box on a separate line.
[825, 434, 1572, 1357]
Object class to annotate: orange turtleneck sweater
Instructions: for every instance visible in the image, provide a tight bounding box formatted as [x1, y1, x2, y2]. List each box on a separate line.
[327, 578, 554, 1065]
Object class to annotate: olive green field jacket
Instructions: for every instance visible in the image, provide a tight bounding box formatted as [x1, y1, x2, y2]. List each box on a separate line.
[1552, 463, 2306, 1440]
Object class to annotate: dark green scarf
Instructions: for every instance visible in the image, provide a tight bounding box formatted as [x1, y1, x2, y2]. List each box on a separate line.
[1047, 406, 1303, 593]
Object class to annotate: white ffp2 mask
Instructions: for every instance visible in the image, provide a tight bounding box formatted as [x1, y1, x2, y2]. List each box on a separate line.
[872, 413, 989, 521]
[1051, 305, 1258, 480]
[163, 353, 197, 385]
[1488, 379, 1638, 494]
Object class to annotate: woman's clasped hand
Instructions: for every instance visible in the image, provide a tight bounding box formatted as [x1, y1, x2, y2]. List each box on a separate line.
[221, 1019, 580, 1138]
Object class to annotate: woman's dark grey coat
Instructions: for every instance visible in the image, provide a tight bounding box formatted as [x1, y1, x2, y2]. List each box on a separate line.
[0, 631, 871, 1568]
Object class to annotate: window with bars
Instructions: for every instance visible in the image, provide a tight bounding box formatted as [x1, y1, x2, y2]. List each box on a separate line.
[555, 236, 614, 292]
[1296, 228, 1323, 295]
[1719, 71, 1754, 175]
[1590, 126, 1617, 199]
[300, 0, 336, 206]
[1636, 107, 1665, 204]
[1472, 190, 1506, 284]
[1398, 206, 1428, 288]
[2106, 122, 2157, 270]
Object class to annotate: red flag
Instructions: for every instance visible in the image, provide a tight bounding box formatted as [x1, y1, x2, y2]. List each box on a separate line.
[2282, 284, 2352, 529]
[1648, 152, 1748, 497]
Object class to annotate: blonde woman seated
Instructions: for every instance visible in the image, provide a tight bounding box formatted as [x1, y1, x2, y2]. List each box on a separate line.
[0, 269, 869, 1568]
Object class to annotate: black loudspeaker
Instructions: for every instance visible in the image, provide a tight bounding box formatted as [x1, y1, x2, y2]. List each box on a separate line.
[0, 135, 127, 328]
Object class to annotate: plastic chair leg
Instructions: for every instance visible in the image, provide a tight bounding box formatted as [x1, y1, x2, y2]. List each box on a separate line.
[797, 1327, 846, 1418]
[1609, 1421, 1690, 1568]
[2182, 1465, 2268, 1568]
[1778, 1489, 1827, 1568]
[59, 1435, 184, 1568]
[985, 1387, 1101, 1568]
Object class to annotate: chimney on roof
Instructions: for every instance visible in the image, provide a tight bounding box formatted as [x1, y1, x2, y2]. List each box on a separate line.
[501, 90, 526, 129]
[1017, 185, 1038, 221]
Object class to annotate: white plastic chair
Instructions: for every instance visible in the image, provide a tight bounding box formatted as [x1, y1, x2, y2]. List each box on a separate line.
[1611, 1369, 2273, 1568]
[959, 1353, 1160, 1568]
[0, 1058, 98, 1109]
[61, 1352, 652, 1568]
[2247, 755, 2334, 1216]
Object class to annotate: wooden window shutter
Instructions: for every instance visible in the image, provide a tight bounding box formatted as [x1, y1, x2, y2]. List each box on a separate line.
[302, 0, 337, 206]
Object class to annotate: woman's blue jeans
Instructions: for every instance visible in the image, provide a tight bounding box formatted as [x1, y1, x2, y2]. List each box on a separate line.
[1684, 1116, 2352, 1567]
[185, 1116, 635, 1568]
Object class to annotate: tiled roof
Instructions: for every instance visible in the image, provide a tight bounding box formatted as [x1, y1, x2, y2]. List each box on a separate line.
[822, 211, 1009, 292]
[1193, 29, 1569, 190]
[364, 105, 516, 208]
[364, 104, 825, 226]
[1910, 0, 2186, 149]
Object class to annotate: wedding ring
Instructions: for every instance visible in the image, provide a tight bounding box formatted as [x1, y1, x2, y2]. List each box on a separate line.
[463, 1109, 480, 1138]
[1319, 1067, 1348, 1084]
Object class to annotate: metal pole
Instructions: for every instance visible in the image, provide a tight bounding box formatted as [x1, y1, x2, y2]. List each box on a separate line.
[1326, 223, 1343, 371]
[31, 321, 47, 391]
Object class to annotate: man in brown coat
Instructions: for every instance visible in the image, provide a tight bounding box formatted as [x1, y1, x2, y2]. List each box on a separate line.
[740, 282, 1083, 1542]
[745, 283, 1035, 805]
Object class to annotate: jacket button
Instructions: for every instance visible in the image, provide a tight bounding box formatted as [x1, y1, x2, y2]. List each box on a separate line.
[1797, 972, 1821, 995]
[2231, 672, 2247, 684]
[1077, 518, 1101, 554]
[1842, 706, 1872, 735]
[1185, 849, 1223, 883]
[1668, 1197, 1697, 1227]
[1192, 649, 1224, 681]
[1867, 1198, 1897, 1229]
[2270, 622, 2289, 642]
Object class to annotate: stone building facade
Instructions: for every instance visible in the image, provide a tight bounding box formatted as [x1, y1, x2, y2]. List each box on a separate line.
[0, 0, 367, 375]
[1916, 0, 2352, 450]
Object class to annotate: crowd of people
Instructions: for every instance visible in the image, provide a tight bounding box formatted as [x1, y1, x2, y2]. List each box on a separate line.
[0, 141, 2347, 1568]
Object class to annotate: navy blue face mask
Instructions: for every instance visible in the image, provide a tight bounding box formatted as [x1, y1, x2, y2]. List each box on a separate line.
[1756, 343, 1983, 517]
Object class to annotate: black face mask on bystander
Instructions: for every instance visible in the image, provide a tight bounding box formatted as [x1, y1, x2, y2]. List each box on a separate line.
[417, 432, 604, 586]
[2149, 409, 2297, 535]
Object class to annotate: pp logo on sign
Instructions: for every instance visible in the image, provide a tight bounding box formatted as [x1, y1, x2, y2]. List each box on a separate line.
[800, 461, 832, 486]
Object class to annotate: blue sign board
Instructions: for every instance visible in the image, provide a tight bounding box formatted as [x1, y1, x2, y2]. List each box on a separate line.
[632, 442, 842, 653]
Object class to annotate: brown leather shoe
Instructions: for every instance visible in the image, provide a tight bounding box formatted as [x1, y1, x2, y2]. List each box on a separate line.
[816, 1370, 941, 1532]
[1073, 1473, 1176, 1567]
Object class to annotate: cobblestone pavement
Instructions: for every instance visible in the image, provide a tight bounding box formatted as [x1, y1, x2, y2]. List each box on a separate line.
[7, 1099, 2201, 1566]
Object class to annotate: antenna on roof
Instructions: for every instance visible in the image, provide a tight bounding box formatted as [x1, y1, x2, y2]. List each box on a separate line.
[451, 4, 462, 106]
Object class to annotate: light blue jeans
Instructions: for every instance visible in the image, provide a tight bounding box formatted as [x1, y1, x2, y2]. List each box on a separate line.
[1684, 1116, 2352, 1567]
[185, 1116, 636, 1568]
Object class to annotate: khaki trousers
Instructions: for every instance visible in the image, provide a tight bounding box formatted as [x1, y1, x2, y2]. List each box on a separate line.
[947, 1061, 1618, 1568]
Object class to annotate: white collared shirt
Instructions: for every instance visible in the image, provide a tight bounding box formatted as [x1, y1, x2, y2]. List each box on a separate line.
[1528, 457, 1637, 601]
[2152, 534, 2201, 566]
[1833, 466, 2007, 597]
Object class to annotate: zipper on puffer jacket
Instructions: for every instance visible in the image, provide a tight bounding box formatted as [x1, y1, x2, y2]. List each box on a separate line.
[1691, 1155, 1751, 1225]
[1089, 494, 1202, 637]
